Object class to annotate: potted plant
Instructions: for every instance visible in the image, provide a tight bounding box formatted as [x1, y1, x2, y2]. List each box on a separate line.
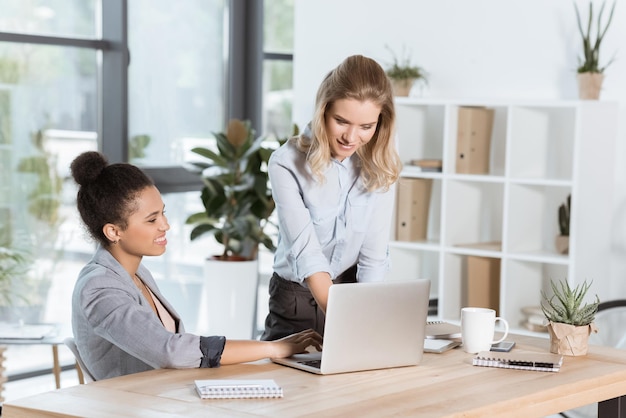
[185, 119, 277, 262]
[555, 194, 570, 255]
[574, 0, 616, 99]
[13, 128, 65, 322]
[185, 119, 295, 338]
[541, 279, 599, 356]
[0, 244, 29, 307]
[0, 224, 32, 321]
[384, 45, 428, 97]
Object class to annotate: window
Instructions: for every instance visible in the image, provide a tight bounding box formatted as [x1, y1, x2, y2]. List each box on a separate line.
[0, 0, 97, 38]
[0, 0, 258, 383]
[262, 0, 294, 140]
[127, 0, 227, 167]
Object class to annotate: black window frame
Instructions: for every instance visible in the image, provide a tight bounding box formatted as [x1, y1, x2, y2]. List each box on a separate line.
[0, 0, 262, 380]
[0, 0, 263, 194]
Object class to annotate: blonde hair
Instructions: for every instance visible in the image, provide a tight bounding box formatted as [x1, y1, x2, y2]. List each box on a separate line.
[296, 55, 402, 192]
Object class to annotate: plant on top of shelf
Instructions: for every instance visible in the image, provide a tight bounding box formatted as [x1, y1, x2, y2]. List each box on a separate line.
[541, 278, 599, 356]
[573, 0, 616, 99]
[384, 45, 428, 97]
[574, 0, 616, 74]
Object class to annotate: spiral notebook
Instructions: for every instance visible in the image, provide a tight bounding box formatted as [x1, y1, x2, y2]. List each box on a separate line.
[472, 351, 563, 372]
[195, 379, 283, 399]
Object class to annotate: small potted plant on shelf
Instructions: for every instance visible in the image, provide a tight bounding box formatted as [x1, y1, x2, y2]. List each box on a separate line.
[541, 279, 599, 356]
[574, 0, 616, 99]
[384, 45, 428, 97]
[555, 194, 570, 255]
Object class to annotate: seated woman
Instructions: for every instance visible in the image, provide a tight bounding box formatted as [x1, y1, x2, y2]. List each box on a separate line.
[70, 151, 321, 381]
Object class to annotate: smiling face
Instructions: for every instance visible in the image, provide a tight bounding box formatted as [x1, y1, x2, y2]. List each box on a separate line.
[324, 98, 381, 161]
[116, 186, 170, 259]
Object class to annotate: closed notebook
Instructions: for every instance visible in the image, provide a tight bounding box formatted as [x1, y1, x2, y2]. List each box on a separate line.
[472, 351, 563, 372]
[425, 321, 461, 340]
[195, 379, 283, 399]
[423, 339, 461, 353]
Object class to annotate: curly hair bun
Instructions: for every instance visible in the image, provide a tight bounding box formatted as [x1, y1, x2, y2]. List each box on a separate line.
[70, 151, 109, 186]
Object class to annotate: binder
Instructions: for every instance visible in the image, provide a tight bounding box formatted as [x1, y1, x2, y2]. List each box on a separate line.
[396, 178, 432, 241]
[466, 256, 500, 314]
[456, 107, 495, 174]
[195, 379, 283, 399]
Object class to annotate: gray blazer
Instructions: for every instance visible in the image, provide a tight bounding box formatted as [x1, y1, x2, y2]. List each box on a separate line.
[72, 246, 221, 380]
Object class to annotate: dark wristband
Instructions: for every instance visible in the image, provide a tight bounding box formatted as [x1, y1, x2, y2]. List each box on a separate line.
[199, 335, 226, 368]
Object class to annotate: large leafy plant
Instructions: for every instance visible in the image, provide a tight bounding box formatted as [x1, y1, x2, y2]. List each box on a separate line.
[0, 226, 30, 307]
[541, 279, 599, 326]
[0, 246, 28, 306]
[186, 119, 295, 261]
[574, 0, 616, 73]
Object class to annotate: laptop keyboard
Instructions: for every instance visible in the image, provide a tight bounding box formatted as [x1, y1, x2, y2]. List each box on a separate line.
[298, 359, 321, 368]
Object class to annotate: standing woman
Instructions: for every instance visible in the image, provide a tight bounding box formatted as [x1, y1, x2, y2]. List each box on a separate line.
[261, 55, 402, 341]
[70, 151, 321, 381]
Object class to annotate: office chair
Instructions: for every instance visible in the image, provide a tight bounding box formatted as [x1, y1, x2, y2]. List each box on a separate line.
[588, 299, 626, 349]
[559, 299, 626, 418]
[63, 337, 96, 383]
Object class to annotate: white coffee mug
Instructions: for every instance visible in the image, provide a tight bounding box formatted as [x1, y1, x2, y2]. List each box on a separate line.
[461, 307, 509, 354]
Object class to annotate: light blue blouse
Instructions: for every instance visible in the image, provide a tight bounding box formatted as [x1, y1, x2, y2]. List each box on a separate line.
[269, 138, 395, 285]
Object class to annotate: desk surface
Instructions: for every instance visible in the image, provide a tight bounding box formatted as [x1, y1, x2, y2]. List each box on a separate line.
[4, 334, 626, 418]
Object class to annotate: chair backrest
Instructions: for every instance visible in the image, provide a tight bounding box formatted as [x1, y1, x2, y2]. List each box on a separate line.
[63, 337, 96, 383]
[559, 300, 626, 418]
[589, 299, 626, 349]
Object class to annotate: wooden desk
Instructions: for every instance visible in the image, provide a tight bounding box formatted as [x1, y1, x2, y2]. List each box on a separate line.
[3, 334, 626, 417]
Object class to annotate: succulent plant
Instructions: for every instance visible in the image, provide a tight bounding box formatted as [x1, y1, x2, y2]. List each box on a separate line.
[574, 0, 616, 74]
[541, 279, 599, 326]
[558, 194, 571, 236]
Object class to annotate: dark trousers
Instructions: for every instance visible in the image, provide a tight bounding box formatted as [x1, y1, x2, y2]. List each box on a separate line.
[260, 265, 357, 341]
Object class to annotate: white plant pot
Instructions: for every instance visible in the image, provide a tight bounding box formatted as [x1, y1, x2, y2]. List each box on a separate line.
[196, 257, 259, 339]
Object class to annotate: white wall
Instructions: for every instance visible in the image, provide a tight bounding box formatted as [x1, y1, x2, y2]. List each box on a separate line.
[293, 0, 626, 297]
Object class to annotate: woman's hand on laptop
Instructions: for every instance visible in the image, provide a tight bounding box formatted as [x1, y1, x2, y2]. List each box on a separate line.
[271, 329, 323, 358]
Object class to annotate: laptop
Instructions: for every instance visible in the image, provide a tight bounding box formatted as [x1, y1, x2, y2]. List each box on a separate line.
[272, 279, 431, 375]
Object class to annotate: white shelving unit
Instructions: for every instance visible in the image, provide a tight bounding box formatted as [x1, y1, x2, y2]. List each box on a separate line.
[387, 98, 618, 332]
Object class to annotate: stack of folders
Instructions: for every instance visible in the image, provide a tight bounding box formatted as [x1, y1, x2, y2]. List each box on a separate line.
[195, 379, 283, 399]
[472, 351, 563, 372]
